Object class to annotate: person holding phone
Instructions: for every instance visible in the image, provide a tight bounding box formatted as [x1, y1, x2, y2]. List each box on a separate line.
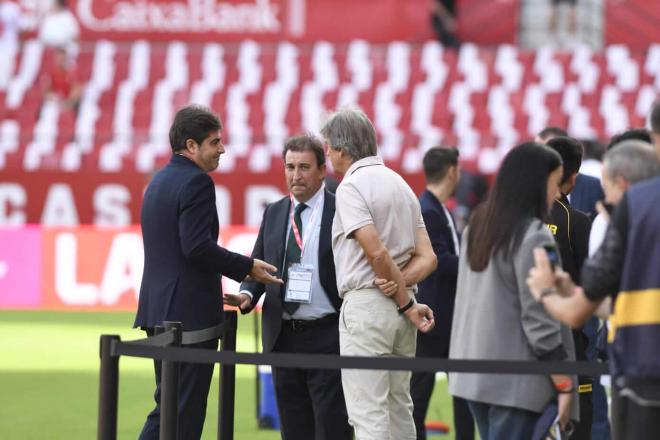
[527, 173, 660, 439]
[448, 143, 578, 438]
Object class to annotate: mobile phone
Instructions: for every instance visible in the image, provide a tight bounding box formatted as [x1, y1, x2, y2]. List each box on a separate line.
[543, 244, 560, 271]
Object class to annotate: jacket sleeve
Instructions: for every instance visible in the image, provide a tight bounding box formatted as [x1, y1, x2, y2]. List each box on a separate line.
[179, 173, 253, 282]
[582, 195, 628, 302]
[422, 207, 458, 277]
[515, 224, 569, 361]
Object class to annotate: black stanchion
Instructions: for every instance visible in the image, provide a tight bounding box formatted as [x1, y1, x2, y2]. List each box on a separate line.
[160, 321, 182, 440]
[98, 335, 120, 440]
[219, 311, 237, 440]
[101, 313, 611, 440]
[253, 311, 260, 423]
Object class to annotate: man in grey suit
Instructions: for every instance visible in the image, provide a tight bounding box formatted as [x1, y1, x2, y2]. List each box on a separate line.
[224, 134, 351, 440]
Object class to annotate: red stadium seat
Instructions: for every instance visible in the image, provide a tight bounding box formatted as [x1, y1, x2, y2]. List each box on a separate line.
[1, 40, 657, 176]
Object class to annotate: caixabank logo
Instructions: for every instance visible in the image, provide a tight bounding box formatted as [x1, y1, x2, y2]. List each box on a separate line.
[18, 0, 310, 40]
[76, 0, 282, 33]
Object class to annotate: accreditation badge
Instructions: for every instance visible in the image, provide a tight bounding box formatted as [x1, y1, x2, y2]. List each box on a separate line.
[285, 263, 314, 303]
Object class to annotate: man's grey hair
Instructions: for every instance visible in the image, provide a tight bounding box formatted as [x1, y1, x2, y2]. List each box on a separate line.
[320, 107, 378, 161]
[603, 140, 660, 183]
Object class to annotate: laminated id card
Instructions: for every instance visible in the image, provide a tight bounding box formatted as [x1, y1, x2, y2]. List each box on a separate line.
[285, 263, 314, 303]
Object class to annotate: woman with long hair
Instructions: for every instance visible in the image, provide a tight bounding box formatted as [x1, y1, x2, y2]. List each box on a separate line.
[448, 142, 579, 439]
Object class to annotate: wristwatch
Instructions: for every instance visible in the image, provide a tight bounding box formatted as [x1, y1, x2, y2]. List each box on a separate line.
[397, 298, 415, 314]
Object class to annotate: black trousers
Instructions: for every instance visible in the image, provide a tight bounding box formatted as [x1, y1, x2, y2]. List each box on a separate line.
[570, 329, 592, 440]
[411, 333, 475, 440]
[570, 383, 593, 439]
[612, 382, 660, 440]
[138, 328, 218, 440]
[272, 317, 352, 440]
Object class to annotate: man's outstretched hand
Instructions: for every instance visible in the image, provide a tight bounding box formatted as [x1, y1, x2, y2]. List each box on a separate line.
[223, 292, 252, 312]
[404, 303, 435, 333]
[245, 258, 283, 284]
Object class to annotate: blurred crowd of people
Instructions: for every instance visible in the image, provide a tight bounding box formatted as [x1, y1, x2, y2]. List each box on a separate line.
[1, 0, 80, 115]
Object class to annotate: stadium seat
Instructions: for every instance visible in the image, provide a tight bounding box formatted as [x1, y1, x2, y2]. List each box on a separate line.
[1, 40, 657, 176]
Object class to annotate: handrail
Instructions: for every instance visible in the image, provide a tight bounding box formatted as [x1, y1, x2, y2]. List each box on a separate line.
[98, 311, 608, 439]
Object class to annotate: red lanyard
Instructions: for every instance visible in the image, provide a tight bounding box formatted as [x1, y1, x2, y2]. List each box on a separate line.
[288, 193, 322, 258]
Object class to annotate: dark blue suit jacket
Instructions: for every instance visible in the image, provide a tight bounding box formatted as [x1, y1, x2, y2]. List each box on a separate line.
[240, 190, 341, 353]
[417, 190, 459, 348]
[134, 155, 253, 331]
[571, 173, 604, 219]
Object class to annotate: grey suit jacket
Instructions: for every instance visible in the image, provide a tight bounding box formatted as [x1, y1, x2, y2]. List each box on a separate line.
[448, 219, 579, 419]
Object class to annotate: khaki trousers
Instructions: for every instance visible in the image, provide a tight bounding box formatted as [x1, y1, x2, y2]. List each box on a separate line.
[339, 289, 417, 440]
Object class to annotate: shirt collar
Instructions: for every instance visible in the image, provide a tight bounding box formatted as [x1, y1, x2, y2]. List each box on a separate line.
[424, 189, 444, 209]
[172, 153, 200, 169]
[292, 183, 325, 208]
[346, 155, 384, 176]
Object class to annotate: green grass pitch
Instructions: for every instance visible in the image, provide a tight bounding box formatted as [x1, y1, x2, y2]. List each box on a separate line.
[0, 310, 455, 439]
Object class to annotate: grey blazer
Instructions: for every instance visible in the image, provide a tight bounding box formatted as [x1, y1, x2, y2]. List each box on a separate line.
[448, 219, 579, 419]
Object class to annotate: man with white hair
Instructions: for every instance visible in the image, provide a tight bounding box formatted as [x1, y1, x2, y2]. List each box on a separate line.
[321, 107, 437, 440]
[589, 140, 660, 257]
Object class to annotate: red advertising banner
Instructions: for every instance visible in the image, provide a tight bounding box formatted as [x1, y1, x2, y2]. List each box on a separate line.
[0, 171, 426, 226]
[0, 225, 257, 311]
[17, 0, 517, 44]
[457, 0, 519, 46]
[605, 0, 660, 49]
[0, 226, 43, 308]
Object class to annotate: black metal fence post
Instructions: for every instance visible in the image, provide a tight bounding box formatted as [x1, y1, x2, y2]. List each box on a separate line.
[218, 311, 237, 440]
[98, 335, 120, 440]
[160, 321, 182, 440]
[254, 310, 260, 423]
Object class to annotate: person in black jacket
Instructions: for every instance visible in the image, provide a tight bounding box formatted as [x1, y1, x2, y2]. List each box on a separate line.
[411, 147, 474, 440]
[545, 136, 593, 440]
[134, 105, 281, 440]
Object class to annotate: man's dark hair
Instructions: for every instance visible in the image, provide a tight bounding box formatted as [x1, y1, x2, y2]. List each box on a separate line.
[546, 136, 583, 184]
[282, 133, 325, 167]
[422, 146, 459, 184]
[537, 127, 568, 142]
[606, 128, 652, 151]
[169, 105, 222, 153]
[582, 138, 605, 161]
[650, 101, 660, 134]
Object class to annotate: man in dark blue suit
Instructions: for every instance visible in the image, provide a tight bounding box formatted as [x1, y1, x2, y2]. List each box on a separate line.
[411, 147, 474, 440]
[134, 105, 282, 439]
[224, 134, 351, 440]
[570, 173, 605, 219]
